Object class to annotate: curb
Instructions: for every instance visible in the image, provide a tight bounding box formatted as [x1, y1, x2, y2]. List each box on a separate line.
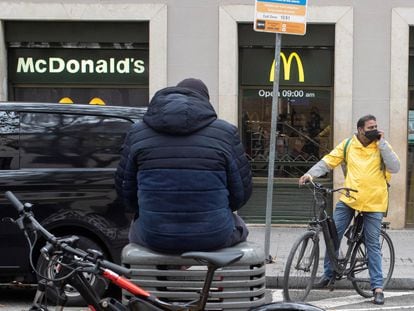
[265, 276, 414, 290]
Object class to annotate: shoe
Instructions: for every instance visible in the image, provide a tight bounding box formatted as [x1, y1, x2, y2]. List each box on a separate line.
[373, 291, 384, 305]
[313, 276, 330, 288]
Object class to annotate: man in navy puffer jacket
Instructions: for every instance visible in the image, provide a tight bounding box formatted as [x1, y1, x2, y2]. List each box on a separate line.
[115, 78, 252, 253]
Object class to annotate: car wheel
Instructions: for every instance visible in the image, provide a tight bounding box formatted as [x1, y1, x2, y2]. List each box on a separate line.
[36, 235, 108, 306]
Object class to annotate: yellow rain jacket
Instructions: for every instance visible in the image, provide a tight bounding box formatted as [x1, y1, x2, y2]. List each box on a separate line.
[322, 135, 394, 213]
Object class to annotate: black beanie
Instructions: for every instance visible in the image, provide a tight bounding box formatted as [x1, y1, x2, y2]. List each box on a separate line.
[176, 78, 210, 100]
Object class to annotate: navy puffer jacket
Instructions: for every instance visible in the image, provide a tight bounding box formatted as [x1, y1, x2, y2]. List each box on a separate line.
[115, 86, 252, 253]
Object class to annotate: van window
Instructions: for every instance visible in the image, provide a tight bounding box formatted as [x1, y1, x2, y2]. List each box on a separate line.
[0, 111, 19, 170]
[20, 112, 132, 168]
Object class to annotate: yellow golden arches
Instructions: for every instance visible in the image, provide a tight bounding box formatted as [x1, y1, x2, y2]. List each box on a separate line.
[269, 52, 305, 83]
[59, 97, 74, 104]
[89, 97, 106, 105]
[58, 97, 106, 105]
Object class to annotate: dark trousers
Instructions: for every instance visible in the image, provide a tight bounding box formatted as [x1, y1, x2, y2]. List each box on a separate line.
[128, 213, 249, 250]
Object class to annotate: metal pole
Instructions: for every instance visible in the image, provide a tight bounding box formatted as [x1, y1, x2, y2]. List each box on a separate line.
[264, 33, 282, 262]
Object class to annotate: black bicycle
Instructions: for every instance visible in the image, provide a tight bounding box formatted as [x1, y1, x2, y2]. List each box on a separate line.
[283, 181, 395, 302]
[4, 190, 326, 311]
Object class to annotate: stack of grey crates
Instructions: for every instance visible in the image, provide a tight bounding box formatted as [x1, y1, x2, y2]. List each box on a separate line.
[121, 241, 267, 310]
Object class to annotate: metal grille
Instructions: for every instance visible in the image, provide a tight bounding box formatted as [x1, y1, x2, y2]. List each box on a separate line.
[122, 241, 267, 310]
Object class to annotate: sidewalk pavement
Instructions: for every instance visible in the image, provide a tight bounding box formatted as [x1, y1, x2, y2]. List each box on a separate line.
[247, 225, 414, 290]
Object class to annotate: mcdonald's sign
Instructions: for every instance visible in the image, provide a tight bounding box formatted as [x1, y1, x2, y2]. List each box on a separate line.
[8, 48, 149, 85]
[58, 97, 106, 105]
[269, 52, 304, 83]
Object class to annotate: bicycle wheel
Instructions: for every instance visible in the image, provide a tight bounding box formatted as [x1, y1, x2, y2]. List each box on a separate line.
[350, 230, 395, 298]
[283, 231, 319, 302]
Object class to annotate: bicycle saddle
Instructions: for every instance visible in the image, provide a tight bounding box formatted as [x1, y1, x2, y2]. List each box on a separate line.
[181, 251, 244, 268]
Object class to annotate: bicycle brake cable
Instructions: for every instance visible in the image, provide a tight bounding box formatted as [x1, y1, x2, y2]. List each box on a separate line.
[24, 231, 86, 283]
[337, 190, 357, 201]
[35, 258, 85, 282]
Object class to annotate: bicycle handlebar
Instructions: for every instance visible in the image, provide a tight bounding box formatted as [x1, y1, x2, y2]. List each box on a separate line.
[6, 191, 57, 242]
[100, 259, 131, 276]
[5, 191, 131, 277]
[59, 242, 131, 276]
[307, 180, 358, 197]
[5, 191, 24, 213]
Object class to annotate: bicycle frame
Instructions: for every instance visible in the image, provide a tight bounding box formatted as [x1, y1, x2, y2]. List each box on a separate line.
[308, 183, 364, 282]
[309, 183, 389, 285]
[6, 191, 327, 311]
[31, 239, 152, 311]
[6, 191, 248, 311]
[319, 213, 363, 281]
[31, 237, 232, 311]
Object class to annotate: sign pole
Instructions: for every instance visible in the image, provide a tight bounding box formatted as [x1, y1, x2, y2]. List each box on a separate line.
[254, 0, 307, 262]
[264, 33, 282, 262]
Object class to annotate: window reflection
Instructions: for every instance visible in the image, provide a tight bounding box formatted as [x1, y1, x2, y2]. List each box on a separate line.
[20, 112, 133, 169]
[0, 111, 19, 170]
[241, 88, 332, 178]
[406, 91, 414, 226]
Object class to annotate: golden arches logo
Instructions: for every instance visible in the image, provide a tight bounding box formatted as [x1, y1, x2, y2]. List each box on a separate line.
[269, 52, 305, 83]
[59, 97, 74, 104]
[89, 97, 106, 105]
[58, 97, 106, 105]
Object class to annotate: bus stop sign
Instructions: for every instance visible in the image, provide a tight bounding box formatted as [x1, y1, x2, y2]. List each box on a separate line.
[254, 0, 308, 35]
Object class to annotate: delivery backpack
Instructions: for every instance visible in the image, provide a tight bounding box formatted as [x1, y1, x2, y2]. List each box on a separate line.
[341, 137, 386, 177]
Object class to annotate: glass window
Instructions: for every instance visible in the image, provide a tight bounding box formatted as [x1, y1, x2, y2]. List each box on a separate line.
[241, 88, 332, 178]
[0, 111, 19, 170]
[238, 27, 334, 178]
[238, 24, 335, 224]
[407, 90, 414, 226]
[20, 112, 133, 169]
[407, 27, 414, 226]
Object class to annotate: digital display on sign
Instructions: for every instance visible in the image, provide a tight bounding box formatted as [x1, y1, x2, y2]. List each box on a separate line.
[8, 48, 149, 85]
[254, 0, 307, 35]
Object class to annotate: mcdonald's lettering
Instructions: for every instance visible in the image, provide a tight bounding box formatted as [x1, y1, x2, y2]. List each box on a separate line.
[16, 57, 145, 75]
[269, 52, 304, 83]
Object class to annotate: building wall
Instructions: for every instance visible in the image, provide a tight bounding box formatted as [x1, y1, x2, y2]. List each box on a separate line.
[0, 0, 413, 228]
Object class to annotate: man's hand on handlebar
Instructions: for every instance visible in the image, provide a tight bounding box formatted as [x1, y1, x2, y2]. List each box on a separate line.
[299, 173, 313, 186]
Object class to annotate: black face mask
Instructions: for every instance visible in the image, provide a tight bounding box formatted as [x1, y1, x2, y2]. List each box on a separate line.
[364, 129, 380, 141]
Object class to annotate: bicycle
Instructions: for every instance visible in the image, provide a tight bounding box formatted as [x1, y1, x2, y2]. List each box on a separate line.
[283, 181, 395, 302]
[4, 190, 326, 311]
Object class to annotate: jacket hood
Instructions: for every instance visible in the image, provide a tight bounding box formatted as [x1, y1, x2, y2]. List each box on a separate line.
[143, 86, 217, 135]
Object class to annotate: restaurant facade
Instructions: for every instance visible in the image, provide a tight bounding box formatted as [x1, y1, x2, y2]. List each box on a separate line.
[0, 0, 413, 228]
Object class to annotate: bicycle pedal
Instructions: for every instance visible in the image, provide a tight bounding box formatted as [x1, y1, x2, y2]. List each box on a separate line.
[327, 280, 335, 291]
[100, 297, 125, 309]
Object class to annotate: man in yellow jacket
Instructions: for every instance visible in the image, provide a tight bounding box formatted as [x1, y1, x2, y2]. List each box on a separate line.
[299, 115, 400, 305]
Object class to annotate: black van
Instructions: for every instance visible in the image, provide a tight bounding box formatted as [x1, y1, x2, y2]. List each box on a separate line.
[0, 102, 145, 304]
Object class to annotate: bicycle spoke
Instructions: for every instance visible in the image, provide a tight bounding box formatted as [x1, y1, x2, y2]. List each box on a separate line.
[351, 230, 395, 298]
[283, 232, 319, 302]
